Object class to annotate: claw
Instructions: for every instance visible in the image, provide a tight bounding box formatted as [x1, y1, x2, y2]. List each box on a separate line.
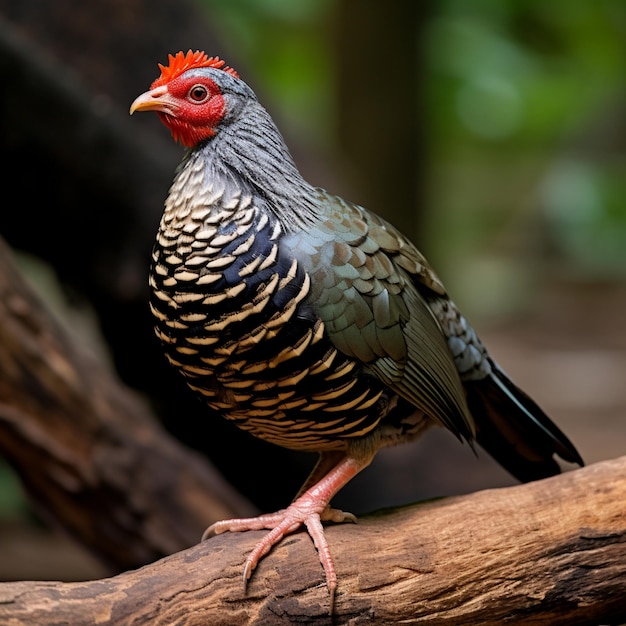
[201, 523, 217, 542]
[200, 454, 371, 613]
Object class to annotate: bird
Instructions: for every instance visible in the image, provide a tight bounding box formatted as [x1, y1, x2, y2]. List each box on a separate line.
[130, 50, 583, 612]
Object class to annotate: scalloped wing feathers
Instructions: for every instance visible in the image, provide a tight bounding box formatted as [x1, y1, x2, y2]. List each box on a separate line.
[285, 189, 474, 440]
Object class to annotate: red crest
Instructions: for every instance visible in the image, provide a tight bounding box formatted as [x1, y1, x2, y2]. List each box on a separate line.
[151, 50, 239, 88]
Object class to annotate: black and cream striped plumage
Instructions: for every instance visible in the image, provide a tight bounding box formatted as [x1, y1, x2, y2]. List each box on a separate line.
[150, 172, 387, 451]
[149, 134, 581, 478]
[132, 53, 583, 609]
[150, 155, 452, 452]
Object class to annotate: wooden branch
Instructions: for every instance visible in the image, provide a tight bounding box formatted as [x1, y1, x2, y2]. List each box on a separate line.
[0, 457, 624, 625]
[0, 234, 254, 570]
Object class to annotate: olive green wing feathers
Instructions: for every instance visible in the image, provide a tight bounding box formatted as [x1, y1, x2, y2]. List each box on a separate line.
[289, 191, 474, 441]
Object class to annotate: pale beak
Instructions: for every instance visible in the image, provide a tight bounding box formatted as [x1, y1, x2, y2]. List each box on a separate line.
[130, 86, 178, 116]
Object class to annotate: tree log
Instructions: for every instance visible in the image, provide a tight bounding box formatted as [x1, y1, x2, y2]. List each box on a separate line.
[0, 456, 624, 625]
[0, 234, 254, 570]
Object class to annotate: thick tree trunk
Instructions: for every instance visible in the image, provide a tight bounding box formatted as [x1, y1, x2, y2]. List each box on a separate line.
[0, 456, 624, 625]
[0, 234, 254, 570]
[334, 0, 430, 243]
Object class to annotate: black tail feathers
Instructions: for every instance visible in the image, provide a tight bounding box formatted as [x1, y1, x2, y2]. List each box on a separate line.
[465, 363, 584, 483]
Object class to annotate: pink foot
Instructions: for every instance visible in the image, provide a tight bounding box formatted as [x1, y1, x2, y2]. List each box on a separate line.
[202, 455, 368, 613]
[203, 499, 355, 604]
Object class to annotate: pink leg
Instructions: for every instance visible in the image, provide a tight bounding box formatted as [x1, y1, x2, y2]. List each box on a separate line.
[202, 453, 371, 613]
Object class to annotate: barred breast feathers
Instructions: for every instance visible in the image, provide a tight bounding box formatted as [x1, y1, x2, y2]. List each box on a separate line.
[149, 159, 388, 452]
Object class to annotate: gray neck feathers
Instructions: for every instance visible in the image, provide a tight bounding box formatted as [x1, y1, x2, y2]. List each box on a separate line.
[192, 99, 319, 230]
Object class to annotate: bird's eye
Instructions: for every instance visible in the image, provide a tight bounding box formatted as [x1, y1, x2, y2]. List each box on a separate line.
[188, 84, 209, 103]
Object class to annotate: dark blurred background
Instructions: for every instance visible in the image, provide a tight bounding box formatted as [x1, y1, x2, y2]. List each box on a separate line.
[0, 0, 625, 581]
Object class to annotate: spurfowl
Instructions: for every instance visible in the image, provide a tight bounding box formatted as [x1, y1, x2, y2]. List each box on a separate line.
[130, 50, 583, 611]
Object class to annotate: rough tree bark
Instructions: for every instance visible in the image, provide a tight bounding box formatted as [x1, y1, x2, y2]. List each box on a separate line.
[0, 233, 254, 570]
[0, 456, 624, 625]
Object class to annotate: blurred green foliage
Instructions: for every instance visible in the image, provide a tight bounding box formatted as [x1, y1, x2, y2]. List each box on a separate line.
[427, 1, 624, 145]
[425, 0, 626, 312]
[206, 0, 626, 314]
[208, 0, 335, 148]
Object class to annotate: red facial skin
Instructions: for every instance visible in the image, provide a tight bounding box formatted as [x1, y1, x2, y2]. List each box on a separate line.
[131, 74, 225, 147]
